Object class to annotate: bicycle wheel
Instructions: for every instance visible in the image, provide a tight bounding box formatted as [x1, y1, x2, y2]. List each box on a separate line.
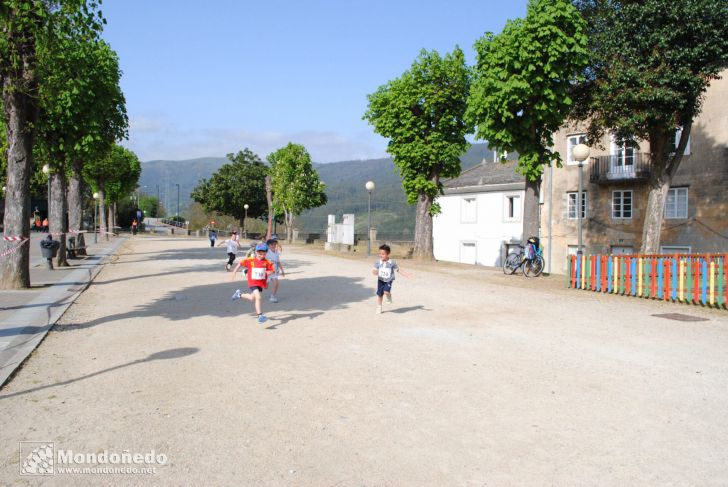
[524, 255, 544, 277]
[503, 252, 520, 275]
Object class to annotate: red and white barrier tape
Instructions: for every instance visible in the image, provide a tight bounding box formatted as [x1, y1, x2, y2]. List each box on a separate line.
[3, 236, 26, 242]
[0, 238, 29, 258]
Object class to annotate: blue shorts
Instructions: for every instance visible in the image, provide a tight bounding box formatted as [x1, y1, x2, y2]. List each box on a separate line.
[376, 279, 393, 297]
[249, 286, 263, 293]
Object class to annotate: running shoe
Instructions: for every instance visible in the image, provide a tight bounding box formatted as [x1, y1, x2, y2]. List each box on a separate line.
[376, 306, 382, 314]
[385, 294, 392, 304]
[257, 314, 268, 324]
[231, 289, 242, 301]
[269, 295, 278, 303]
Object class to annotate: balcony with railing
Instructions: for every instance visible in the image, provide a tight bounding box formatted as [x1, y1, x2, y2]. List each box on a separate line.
[589, 152, 651, 184]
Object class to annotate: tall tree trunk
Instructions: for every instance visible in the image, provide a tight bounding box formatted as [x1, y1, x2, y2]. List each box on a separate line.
[265, 175, 273, 240]
[640, 125, 689, 254]
[67, 161, 86, 255]
[413, 192, 435, 261]
[522, 175, 541, 241]
[108, 204, 114, 238]
[285, 210, 294, 243]
[0, 85, 37, 289]
[50, 171, 69, 267]
[98, 186, 108, 241]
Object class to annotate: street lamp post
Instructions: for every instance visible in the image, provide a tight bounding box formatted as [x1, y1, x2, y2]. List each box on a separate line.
[243, 204, 249, 238]
[42, 164, 50, 222]
[175, 184, 180, 218]
[365, 181, 375, 256]
[156, 184, 160, 217]
[572, 144, 591, 256]
[92, 192, 99, 244]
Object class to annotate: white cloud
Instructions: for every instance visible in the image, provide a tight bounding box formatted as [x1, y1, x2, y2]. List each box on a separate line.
[122, 123, 389, 163]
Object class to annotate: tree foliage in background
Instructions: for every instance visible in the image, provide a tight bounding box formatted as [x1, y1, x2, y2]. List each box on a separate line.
[1, 0, 104, 288]
[190, 148, 268, 231]
[268, 143, 327, 243]
[467, 0, 588, 239]
[83, 144, 140, 239]
[364, 48, 471, 260]
[35, 27, 126, 265]
[570, 0, 728, 253]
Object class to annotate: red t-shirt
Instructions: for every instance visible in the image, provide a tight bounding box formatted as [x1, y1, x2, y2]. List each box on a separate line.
[242, 257, 274, 288]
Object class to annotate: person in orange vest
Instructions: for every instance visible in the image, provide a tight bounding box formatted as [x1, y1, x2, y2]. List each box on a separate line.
[42, 217, 49, 232]
[132, 218, 138, 235]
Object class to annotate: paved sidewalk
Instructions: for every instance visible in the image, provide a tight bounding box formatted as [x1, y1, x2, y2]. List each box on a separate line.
[0, 235, 127, 386]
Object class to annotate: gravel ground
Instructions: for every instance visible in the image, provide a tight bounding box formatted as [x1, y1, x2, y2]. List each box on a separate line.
[1, 236, 727, 486]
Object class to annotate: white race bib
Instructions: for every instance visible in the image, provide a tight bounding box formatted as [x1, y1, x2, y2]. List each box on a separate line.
[378, 266, 392, 280]
[251, 267, 266, 280]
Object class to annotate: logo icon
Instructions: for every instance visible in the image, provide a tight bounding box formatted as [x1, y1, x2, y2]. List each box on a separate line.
[19, 442, 55, 476]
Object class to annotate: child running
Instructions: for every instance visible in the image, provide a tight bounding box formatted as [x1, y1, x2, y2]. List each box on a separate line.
[231, 243, 275, 323]
[265, 238, 285, 302]
[217, 231, 240, 271]
[372, 244, 410, 314]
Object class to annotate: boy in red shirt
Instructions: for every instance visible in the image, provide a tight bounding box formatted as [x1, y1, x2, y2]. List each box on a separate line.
[230, 243, 274, 323]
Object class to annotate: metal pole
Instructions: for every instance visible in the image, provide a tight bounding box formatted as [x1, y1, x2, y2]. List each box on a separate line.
[176, 184, 180, 218]
[244, 208, 248, 238]
[577, 161, 583, 255]
[94, 200, 98, 244]
[156, 184, 160, 217]
[548, 163, 553, 273]
[367, 191, 372, 256]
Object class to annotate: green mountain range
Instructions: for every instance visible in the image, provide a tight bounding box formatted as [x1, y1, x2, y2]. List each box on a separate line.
[139, 143, 503, 238]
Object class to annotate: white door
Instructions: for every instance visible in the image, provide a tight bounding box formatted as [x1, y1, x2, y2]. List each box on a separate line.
[460, 241, 477, 265]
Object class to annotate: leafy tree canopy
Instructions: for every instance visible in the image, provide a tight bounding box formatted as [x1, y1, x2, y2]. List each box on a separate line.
[571, 0, 728, 145]
[467, 0, 589, 180]
[363, 48, 471, 214]
[268, 143, 327, 217]
[190, 148, 268, 224]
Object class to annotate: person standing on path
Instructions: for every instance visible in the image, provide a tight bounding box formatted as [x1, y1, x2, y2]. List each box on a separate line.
[231, 243, 274, 324]
[208, 228, 218, 248]
[131, 219, 138, 235]
[218, 231, 240, 271]
[372, 244, 410, 314]
[265, 238, 285, 302]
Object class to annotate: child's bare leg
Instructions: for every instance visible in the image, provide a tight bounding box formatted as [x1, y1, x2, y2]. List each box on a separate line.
[252, 290, 262, 314]
[377, 295, 383, 305]
[271, 279, 279, 295]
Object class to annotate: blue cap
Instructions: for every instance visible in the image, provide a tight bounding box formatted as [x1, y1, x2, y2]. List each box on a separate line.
[255, 243, 268, 252]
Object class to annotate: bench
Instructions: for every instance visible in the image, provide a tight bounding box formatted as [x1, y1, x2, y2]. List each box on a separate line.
[66, 237, 87, 259]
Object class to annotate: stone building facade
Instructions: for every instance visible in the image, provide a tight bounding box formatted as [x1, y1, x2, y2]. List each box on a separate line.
[542, 72, 728, 274]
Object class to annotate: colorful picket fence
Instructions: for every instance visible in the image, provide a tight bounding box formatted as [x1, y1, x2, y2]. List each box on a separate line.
[567, 253, 728, 309]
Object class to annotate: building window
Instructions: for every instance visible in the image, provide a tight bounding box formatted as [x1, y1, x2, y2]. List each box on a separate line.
[660, 245, 691, 255]
[669, 128, 691, 155]
[461, 197, 477, 223]
[664, 187, 688, 219]
[610, 135, 638, 176]
[567, 191, 587, 219]
[612, 190, 633, 219]
[566, 134, 587, 165]
[504, 194, 521, 222]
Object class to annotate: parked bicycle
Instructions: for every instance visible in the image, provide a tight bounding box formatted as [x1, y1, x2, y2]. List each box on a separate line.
[503, 236, 544, 277]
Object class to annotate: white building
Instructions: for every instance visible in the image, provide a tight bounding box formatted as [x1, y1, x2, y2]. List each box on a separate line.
[433, 160, 525, 266]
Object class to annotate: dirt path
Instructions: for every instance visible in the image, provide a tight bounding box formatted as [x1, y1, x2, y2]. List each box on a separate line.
[1, 236, 727, 486]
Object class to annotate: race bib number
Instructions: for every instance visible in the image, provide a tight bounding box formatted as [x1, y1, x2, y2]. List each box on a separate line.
[251, 267, 266, 280]
[378, 266, 392, 280]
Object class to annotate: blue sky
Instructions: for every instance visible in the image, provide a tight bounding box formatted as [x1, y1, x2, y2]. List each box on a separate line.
[101, 0, 528, 163]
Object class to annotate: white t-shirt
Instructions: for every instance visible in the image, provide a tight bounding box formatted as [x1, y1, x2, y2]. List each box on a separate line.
[226, 238, 239, 253]
[374, 259, 398, 282]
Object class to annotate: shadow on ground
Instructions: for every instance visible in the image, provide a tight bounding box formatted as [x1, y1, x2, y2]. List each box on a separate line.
[50, 274, 371, 332]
